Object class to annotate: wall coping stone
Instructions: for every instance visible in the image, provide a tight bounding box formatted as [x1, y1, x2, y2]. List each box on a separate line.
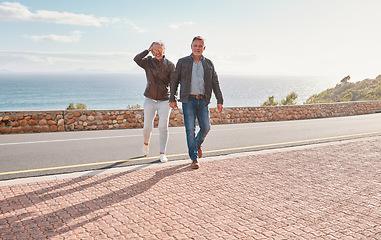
[1, 101, 381, 134]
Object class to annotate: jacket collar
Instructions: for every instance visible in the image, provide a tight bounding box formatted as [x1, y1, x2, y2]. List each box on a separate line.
[153, 55, 166, 63]
[190, 54, 204, 62]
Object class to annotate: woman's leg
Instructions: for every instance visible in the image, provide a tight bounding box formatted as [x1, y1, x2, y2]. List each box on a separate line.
[157, 101, 171, 154]
[143, 98, 157, 153]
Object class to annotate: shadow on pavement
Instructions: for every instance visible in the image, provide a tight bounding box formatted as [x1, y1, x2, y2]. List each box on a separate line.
[1, 163, 193, 238]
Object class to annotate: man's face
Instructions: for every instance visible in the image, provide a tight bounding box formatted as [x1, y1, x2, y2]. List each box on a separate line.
[152, 44, 164, 60]
[191, 39, 205, 56]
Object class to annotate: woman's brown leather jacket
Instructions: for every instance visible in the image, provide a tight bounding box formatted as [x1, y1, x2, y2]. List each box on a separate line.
[134, 50, 175, 101]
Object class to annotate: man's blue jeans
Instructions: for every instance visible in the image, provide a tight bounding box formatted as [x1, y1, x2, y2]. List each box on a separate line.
[182, 97, 211, 160]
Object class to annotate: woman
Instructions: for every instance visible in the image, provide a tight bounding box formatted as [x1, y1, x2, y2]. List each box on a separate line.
[134, 41, 175, 162]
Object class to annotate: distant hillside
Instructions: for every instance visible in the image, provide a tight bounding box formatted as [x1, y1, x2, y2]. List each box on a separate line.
[305, 75, 381, 104]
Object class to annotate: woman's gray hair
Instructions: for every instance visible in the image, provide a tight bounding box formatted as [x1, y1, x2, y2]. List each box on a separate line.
[153, 41, 165, 51]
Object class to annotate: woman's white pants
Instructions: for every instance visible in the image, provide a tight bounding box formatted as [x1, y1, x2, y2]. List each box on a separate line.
[143, 98, 171, 153]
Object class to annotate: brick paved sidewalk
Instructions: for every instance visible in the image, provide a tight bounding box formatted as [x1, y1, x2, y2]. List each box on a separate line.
[1, 136, 380, 239]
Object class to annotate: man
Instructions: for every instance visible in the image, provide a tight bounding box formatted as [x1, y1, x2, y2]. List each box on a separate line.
[170, 36, 223, 169]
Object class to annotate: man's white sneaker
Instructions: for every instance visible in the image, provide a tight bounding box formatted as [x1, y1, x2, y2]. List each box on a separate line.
[143, 144, 149, 156]
[160, 154, 168, 163]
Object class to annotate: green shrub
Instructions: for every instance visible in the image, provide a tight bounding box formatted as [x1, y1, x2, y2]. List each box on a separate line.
[280, 92, 298, 105]
[66, 102, 87, 110]
[261, 96, 279, 106]
[67, 103, 75, 110]
[262, 92, 299, 106]
[126, 104, 141, 110]
[305, 75, 381, 104]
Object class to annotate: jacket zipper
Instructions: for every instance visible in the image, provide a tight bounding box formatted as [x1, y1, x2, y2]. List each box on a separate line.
[156, 61, 161, 100]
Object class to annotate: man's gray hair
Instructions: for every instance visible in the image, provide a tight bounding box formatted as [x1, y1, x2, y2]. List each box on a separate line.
[192, 36, 205, 45]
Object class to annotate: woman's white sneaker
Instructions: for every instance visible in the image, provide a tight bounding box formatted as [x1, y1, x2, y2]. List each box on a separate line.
[143, 144, 149, 156]
[160, 154, 168, 163]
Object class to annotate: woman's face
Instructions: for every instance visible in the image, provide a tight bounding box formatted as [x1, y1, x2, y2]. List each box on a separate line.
[152, 44, 164, 61]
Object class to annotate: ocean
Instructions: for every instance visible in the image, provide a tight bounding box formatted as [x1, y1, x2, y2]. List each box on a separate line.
[0, 73, 337, 111]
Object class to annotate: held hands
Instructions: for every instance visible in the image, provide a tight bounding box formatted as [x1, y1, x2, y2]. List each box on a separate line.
[217, 104, 223, 113]
[170, 101, 222, 112]
[170, 102, 222, 112]
[170, 101, 178, 109]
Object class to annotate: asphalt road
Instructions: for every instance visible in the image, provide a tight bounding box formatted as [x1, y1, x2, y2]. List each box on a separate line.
[1, 113, 381, 180]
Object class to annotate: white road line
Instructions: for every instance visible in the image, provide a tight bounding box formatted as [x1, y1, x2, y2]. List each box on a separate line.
[0, 135, 141, 146]
[0, 131, 187, 146]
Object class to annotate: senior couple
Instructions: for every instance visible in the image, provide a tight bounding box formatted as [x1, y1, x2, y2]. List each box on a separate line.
[133, 36, 223, 169]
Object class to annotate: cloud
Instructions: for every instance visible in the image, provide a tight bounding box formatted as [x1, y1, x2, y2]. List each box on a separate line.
[0, 50, 133, 61]
[0, 2, 118, 27]
[208, 52, 258, 65]
[169, 21, 195, 30]
[24, 31, 83, 43]
[0, 50, 136, 72]
[124, 19, 146, 33]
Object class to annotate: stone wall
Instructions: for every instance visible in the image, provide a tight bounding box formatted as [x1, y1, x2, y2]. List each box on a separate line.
[1, 101, 381, 134]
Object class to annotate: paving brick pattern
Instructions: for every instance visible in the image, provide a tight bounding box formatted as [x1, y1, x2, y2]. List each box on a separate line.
[1, 137, 380, 239]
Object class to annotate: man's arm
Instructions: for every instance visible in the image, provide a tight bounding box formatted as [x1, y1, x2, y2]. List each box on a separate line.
[210, 61, 224, 111]
[207, 60, 223, 112]
[169, 59, 182, 107]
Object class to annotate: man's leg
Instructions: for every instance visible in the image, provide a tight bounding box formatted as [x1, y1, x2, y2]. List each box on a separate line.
[195, 99, 211, 150]
[182, 99, 198, 161]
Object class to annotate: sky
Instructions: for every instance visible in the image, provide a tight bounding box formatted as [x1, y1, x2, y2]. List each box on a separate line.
[0, 0, 380, 81]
